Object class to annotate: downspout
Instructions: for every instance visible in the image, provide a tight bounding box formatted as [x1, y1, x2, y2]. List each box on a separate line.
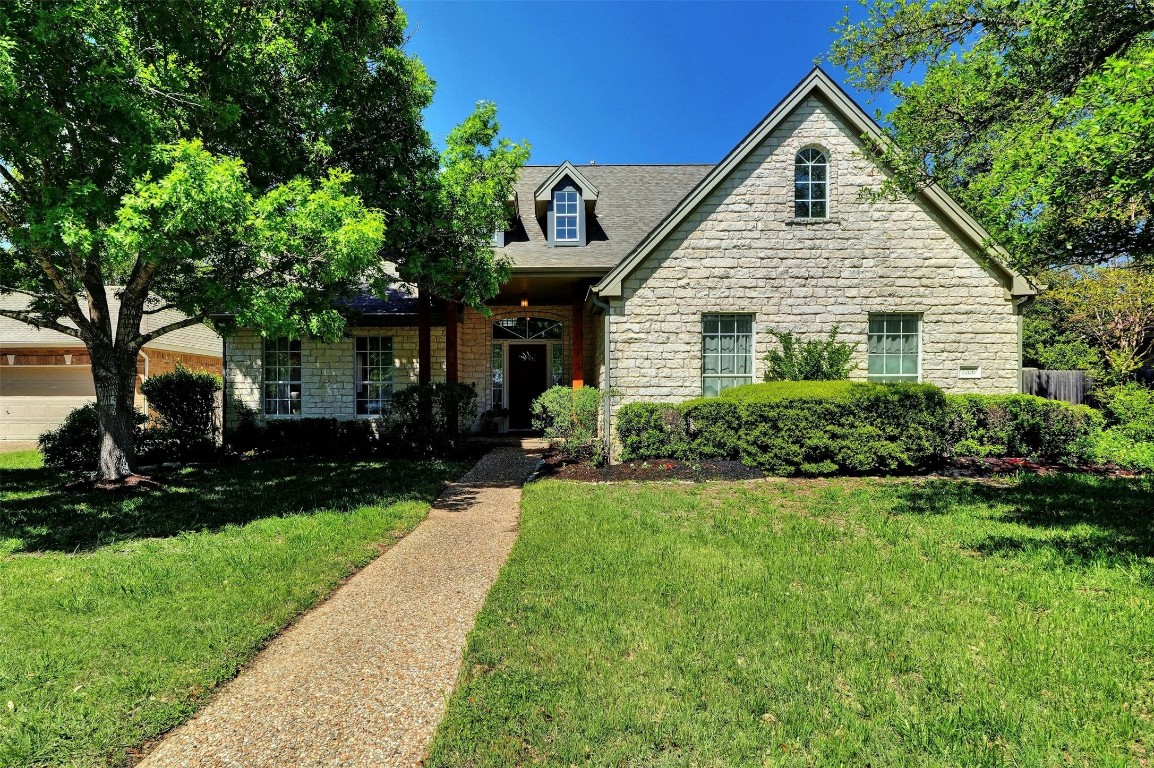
[137, 350, 150, 411]
[590, 292, 614, 465]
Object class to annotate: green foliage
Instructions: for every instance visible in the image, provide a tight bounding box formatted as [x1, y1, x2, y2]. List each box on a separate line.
[388, 383, 479, 457]
[1090, 430, 1154, 472]
[619, 383, 1103, 473]
[228, 418, 383, 459]
[38, 404, 148, 471]
[944, 395, 1103, 464]
[1089, 383, 1154, 471]
[140, 364, 221, 458]
[762, 326, 857, 381]
[531, 386, 606, 464]
[620, 382, 946, 475]
[830, 0, 1154, 272]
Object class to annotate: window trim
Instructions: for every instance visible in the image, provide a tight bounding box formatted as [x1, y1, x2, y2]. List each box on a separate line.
[548, 182, 584, 247]
[866, 312, 923, 383]
[354, 335, 395, 417]
[701, 313, 756, 396]
[794, 147, 829, 220]
[262, 337, 302, 417]
[553, 187, 580, 243]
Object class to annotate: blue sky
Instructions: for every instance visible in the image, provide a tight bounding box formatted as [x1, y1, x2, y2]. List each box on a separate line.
[403, 1, 889, 165]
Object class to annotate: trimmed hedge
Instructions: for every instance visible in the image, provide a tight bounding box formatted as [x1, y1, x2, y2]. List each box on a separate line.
[618, 382, 1102, 475]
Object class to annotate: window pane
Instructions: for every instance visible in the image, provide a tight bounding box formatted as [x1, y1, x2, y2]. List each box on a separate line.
[901, 354, 918, 375]
[810, 200, 826, 218]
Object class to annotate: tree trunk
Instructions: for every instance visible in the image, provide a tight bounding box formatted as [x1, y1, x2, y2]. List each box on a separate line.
[89, 341, 141, 481]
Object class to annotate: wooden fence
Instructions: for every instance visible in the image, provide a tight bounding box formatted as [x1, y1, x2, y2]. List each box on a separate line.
[1020, 368, 1091, 404]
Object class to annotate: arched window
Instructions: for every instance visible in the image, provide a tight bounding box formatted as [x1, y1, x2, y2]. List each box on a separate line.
[794, 148, 828, 219]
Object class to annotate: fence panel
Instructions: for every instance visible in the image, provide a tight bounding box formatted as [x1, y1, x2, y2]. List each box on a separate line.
[1020, 368, 1090, 405]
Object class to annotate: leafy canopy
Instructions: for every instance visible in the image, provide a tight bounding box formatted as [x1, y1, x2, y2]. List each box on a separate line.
[830, 0, 1154, 272]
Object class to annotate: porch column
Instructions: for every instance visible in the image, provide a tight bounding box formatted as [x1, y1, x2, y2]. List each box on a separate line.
[418, 287, 431, 386]
[445, 300, 459, 384]
[571, 290, 584, 389]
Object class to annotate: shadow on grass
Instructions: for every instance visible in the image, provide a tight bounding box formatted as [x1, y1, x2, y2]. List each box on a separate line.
[0, 456, 470, 554]
[892, 473, 1154, 564]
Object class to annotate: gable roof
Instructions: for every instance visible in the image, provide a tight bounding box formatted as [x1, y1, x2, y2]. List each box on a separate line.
[501, 164, 712, 272]
[592, 67, 1036, 299]
[0, 289, 223, 357]
[532, 161, 600, 216]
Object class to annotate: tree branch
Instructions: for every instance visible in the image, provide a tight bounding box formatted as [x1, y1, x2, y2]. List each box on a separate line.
[0, 308, 83, 339]
[0, 163, 28, 200]
[136, 312, 209, 346]
[141, 303, 179, 315]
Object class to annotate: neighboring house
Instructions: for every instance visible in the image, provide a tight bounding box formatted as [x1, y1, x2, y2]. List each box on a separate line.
[0, 289, 222, 441]
[223, 69, 1036, 437]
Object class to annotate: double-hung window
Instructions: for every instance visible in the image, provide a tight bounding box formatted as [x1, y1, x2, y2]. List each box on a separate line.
[263, 337, 301, 415]
[355, 336, 394, 415]
[553, 188, 579, 242]
[867, 314, 921, 382]
[702, 314, 754, 396]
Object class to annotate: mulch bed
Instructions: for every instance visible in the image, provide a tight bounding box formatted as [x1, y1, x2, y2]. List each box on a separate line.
[62, 473, 169, 493]
[539, 454, 1142, 483]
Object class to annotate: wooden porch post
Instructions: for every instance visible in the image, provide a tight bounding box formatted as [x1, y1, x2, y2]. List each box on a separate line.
[571, 290, 584, 389]
[445, 300, 459, 384]
[418, 287, 431, 386]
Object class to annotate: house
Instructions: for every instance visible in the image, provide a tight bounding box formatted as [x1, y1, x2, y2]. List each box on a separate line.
[0, 289, 223, 441]
[222, 68, 1035, 437]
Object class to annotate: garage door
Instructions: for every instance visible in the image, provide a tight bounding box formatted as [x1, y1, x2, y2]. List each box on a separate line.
[0, 366, 96, 440]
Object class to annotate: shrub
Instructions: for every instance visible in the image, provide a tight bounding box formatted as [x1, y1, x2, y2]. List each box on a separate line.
[256, 418, 380, 457]
[1090, 430, 1154, 472]
[141, 364, 222, 459]
[532, 386, 606, 463]
[1096, 383, 1154, 441]
[617, 402, 686, 461]
[39, 403, 149, 471]
[388, 382, 478, 457]
[763, 326, 857, 381]
[944, 394, 1102, 464]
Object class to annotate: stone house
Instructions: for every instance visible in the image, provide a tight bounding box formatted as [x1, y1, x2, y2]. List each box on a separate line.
[223, 69, 1036, 436]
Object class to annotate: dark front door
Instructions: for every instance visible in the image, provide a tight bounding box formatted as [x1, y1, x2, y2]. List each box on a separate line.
[507, 343, 548, 430]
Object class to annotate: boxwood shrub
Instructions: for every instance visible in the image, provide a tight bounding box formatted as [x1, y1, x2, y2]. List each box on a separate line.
[618, 382, 1102, 475]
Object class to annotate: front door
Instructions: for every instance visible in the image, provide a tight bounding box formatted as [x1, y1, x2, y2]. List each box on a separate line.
[507, 343, 548, 430]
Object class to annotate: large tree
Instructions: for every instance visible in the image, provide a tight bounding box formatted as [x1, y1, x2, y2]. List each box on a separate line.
[830, 0, 1154, 273]
[0, 0, 525, 480]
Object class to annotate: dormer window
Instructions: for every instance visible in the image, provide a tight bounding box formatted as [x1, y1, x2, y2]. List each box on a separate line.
[553, 188, 580, 243]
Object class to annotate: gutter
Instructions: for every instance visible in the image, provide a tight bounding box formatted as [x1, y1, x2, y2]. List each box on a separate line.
[589, 291, 614, 465]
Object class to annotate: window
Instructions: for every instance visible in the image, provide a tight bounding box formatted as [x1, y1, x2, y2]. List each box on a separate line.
[493, 317, 563, 340]
[702, 314, 754, 396]
[355, 336, 394, 415]
[551, 342, 564, 385]
[263, 337, 301, 415]
[553, 188, 579, 242]
[794, 148, 828, 218]
[491, 344, 504, 409]
[868, 314, 920, 382]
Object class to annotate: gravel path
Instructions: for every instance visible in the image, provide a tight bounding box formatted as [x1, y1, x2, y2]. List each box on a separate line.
[138, 442, 544, 768]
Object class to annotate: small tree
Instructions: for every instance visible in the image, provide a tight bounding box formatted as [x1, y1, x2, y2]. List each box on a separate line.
[141, 364, 222, 446]
[763, 326, 857, 381]
[1048, 267, 1154, 381]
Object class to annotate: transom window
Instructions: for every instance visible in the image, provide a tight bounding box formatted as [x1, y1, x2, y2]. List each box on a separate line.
[263, 337, 301, 415]
[794, 148, 828, 219]
[702, 314, 754, 397]
[493, 317, 563, 340]
[554, 188, 579, 242]
[868, 314, 921, 382]
[355, 336, 394, 415]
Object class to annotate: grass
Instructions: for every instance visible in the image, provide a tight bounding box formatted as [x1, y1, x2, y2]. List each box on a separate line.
[428, 473, 1154, 767]
[0, 449, 468, 767]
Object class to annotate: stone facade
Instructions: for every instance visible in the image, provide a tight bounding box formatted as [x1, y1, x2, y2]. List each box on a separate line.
[225, 326, 445, 424]
[606, 96, 1022, 407]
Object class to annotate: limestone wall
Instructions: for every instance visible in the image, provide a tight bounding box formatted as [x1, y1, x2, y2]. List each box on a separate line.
[610, 95, 1022, 405]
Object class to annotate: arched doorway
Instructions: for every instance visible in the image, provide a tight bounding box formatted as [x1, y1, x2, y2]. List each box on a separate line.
[493, 317, 563, 430]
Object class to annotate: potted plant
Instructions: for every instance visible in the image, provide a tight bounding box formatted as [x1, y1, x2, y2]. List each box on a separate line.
[480, 407, 510, 434]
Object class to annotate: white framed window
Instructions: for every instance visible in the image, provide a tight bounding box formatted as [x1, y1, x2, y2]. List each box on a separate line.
[553, 188, 579, 242]
[702, 314, 754, 396]
[355, 336, 394, 415]
[867, 314, 921, 382]
[263, 337, 301, 415]
[794, 148, 828, 218]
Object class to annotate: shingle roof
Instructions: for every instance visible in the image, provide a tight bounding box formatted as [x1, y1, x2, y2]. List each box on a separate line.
[0, 288, 223, 356]
[502, 164, 713, 271]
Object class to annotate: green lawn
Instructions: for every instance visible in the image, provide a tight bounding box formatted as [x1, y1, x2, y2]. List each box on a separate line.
[0, 449, 468, 767]
[429, 474, 1154, 768]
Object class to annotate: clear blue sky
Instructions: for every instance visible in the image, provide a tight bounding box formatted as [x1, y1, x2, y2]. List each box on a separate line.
[403, 1, 889, 165]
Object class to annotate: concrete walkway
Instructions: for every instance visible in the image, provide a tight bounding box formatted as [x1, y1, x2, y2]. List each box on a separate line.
[139, 442, 544, 768]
